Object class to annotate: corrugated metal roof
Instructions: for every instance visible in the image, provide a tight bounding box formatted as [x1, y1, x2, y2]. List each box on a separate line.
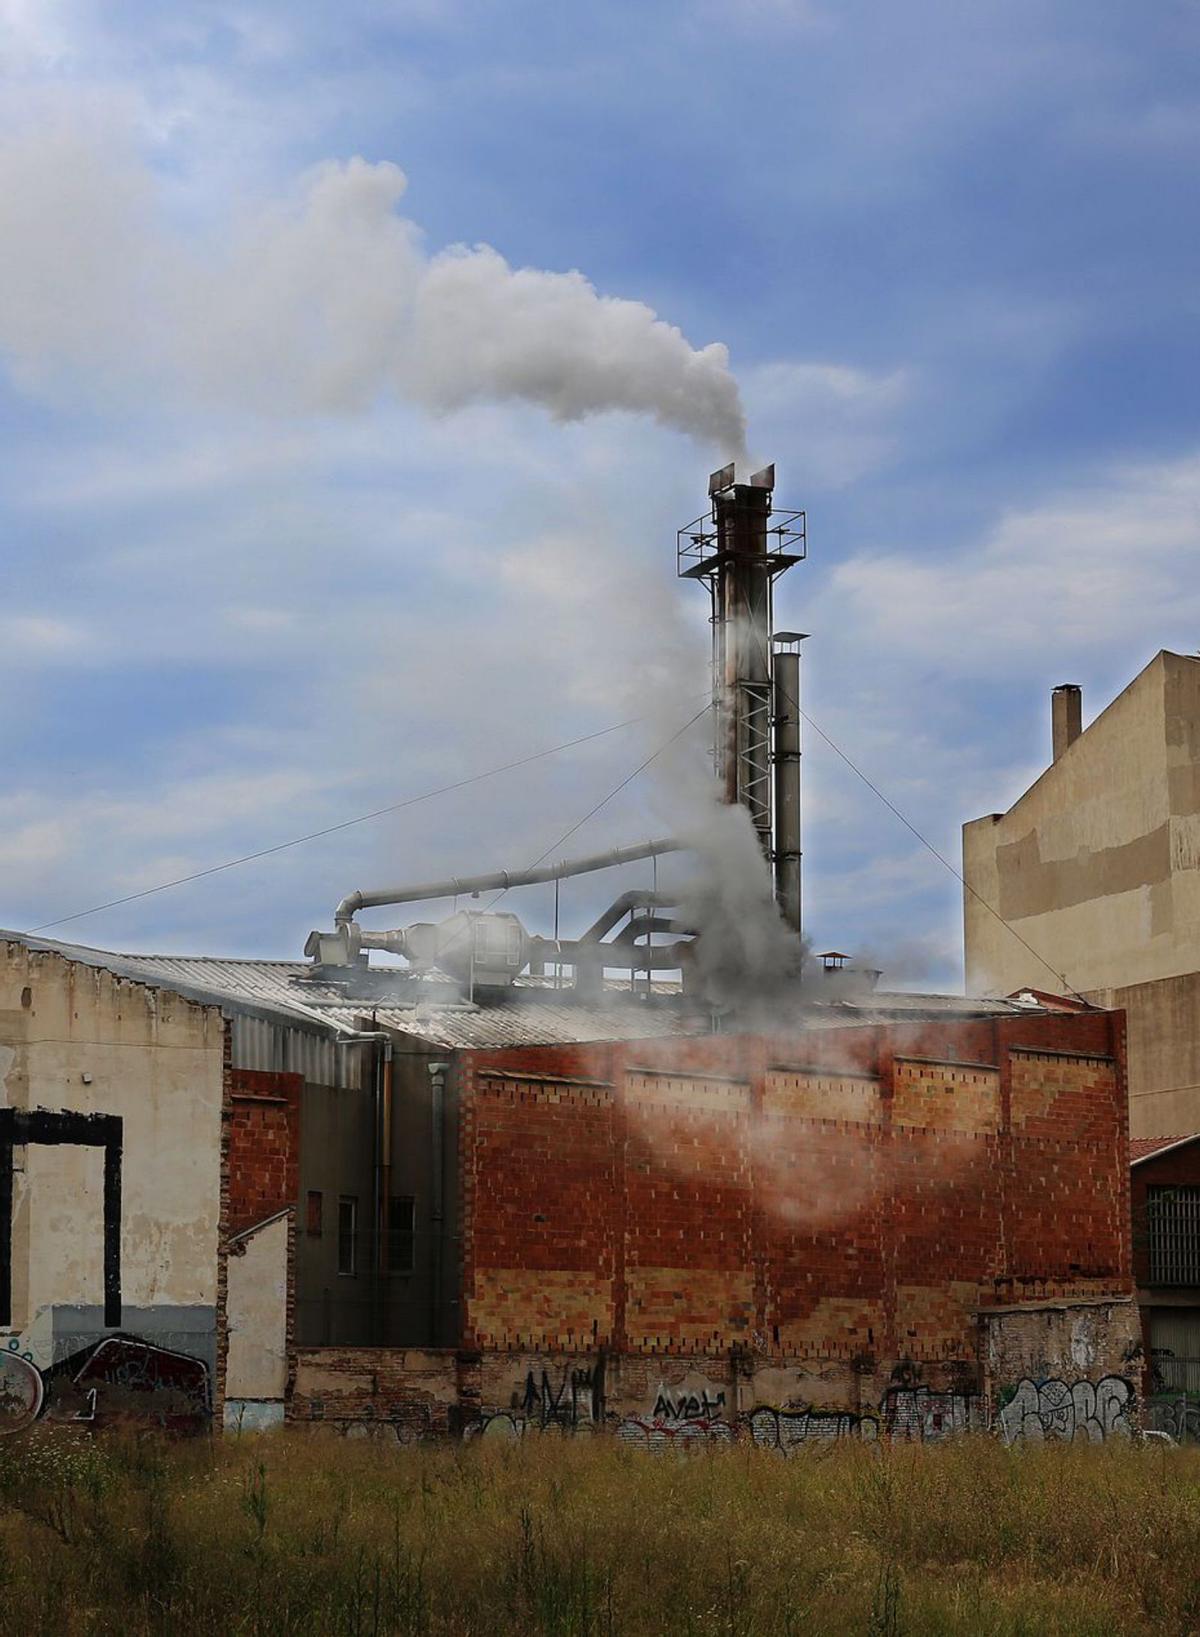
[361, 997, 713, 1049]
[0, 929, 1029, 1050]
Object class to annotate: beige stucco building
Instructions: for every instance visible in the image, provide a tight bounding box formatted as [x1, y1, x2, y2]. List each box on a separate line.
[964, 650, 1200, 1137]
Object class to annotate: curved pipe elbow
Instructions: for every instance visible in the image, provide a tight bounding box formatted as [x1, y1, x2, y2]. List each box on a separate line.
[335, 891, 364, 926]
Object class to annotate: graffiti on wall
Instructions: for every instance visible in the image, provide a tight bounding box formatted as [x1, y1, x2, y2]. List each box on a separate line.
[311, 1351, 1139, 1450]
[616, 1414, 735, 1448]
[470, 1360, 606, 1440]
[333, 1403, 436, 1445]
[996, 1376, 1133, 1444]
[1145, 1397, 1200, 1444]
[747, 1405, 878, 1448]
[882, 1387, 987, 1442]
[0, 1332, 211, 1435]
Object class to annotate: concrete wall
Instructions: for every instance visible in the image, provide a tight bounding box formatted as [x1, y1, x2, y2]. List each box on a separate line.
[964, 653, 1200, 1136]
[0, 942, 224, 1382]
[963, 651, 1193, 998]
[1086, 971, 1200, 1137]
[225, 1210, 292, 1431]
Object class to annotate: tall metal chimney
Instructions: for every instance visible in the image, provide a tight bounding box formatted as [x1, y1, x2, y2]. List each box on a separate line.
[1051, 683, 1082, 763]
[679, 464, 806, 930]
[772, 633, 806, 935]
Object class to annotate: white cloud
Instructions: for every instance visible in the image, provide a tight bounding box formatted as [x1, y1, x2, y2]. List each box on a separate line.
[0, 122, 747, 451]
[744, 359, 910, 487]
[0, 613, 94, 657]
[827, 450, 1200, 675]
[0, 0, 75, 70]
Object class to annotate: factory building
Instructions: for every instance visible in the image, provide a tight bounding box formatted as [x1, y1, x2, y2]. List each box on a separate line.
[0, 467, 1145, 1440]
[0, 926, 1144, 1442]
[964, 652, 1200, 1137]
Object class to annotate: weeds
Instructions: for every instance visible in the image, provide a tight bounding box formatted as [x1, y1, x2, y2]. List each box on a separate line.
[0, 1431, 1191, 1633]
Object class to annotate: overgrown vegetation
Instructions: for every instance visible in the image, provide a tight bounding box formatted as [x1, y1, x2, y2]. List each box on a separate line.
[0, 1429, 1197, 1634]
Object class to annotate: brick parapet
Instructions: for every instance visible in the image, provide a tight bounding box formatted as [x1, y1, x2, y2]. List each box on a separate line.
[227, 1067, 301, 1235]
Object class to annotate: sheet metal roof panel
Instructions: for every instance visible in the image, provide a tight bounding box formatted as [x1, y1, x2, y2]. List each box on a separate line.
[354, 1000, 713, 1049]
[0, 933, 341, 1031]
[0, 930, 1029, 1050]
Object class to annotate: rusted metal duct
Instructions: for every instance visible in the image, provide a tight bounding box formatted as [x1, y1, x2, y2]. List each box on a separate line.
[334, 837, 682, 926]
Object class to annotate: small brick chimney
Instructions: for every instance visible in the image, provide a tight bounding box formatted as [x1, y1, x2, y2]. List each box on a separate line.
[1051, 684, 1082, 763]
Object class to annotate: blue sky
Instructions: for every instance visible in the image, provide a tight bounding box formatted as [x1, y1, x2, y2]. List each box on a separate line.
[1, 0, 1198, 987]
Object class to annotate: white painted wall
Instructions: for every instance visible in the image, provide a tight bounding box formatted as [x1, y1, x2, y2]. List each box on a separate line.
[225, 1210, 290, 1419]
[0, 942, 225, 1364]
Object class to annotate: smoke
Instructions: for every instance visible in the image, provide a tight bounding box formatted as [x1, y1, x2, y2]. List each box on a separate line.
[648, 697, 804, 1012]
[675, 794, 804, 1011]
[0, 124, 746, 452]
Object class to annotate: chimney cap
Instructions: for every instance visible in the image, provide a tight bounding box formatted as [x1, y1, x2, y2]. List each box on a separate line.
[1052, 682, 1082, 693]
[772, 630, 808, 646]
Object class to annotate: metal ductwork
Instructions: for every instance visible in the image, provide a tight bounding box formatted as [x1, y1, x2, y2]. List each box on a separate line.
[307, 838, 693, 990]
[332, 837, 682, 927]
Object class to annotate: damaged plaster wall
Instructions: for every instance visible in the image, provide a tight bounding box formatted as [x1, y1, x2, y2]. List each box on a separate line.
[0, 941, 224, 1376]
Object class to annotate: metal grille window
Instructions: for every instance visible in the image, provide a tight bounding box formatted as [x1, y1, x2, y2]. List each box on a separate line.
[1147, 1185, 1200, 1285]
[388, 1196, 416, 1274]
[337, 1195, 358, 1277]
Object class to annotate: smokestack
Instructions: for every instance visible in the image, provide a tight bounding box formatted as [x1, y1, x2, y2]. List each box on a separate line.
[714, 478, 773, 847]
[678, 464, 805, 864]
[772, 634, 805, 937]
[1051, 684, 1082, 763]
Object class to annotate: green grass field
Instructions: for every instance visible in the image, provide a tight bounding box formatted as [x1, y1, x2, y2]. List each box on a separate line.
[0, 1429, 1197, 1634]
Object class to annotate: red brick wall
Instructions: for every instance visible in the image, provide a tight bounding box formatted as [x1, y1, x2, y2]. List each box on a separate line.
[457, 1011, 1132, 1361]
[228, 1067, 301, 1234]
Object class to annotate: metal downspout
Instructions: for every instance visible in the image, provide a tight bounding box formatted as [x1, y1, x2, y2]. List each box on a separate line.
[428, 1060, 448, 1346]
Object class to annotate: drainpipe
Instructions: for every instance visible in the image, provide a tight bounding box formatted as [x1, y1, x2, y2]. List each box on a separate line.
[380, 1049, 393, 1289]
[428, 1060, 448, 1346]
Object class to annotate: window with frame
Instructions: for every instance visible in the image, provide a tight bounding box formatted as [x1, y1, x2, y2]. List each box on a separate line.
[1147, 1184, 1200, 1285]
[337, 1195, 358, 1277]
[388, 1195, 416, 1274]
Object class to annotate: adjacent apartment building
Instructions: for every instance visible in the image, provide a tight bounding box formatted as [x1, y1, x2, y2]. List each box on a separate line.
[964, 651, 1200, 1138]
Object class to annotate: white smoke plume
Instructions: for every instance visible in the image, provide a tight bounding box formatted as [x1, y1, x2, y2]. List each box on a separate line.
[0, 125, 746, 452]
[675, 795, 805, 1012]
[647, 697, 804, 1012]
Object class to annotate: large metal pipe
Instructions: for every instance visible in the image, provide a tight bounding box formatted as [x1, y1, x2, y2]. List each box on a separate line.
[773, 645, 802, 937]
[335, 837, 682, 925]
[714, 485, 774, 853]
